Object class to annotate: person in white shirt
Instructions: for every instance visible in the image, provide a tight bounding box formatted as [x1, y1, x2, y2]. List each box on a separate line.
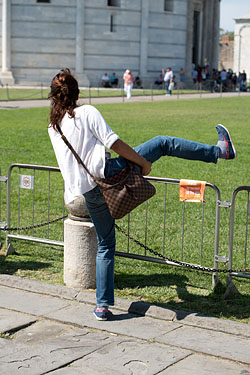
[48, 69, 237, 321]
[162, 67, 174, 95]
[123, 69, 134, 99]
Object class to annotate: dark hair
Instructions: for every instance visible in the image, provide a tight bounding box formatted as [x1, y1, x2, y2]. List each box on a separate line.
[48, 68, 80, 130]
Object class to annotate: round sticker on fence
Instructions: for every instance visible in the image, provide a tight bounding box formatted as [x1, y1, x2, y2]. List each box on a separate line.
[19, 174, 34, 190]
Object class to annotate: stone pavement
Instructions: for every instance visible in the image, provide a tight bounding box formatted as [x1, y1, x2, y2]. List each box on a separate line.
[0, 91, 249, 110]
[0, 274, 250, 375]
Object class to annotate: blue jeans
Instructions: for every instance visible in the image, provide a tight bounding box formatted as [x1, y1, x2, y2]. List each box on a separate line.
[165, 80, 170, 95]
[84, 136, 219, 307]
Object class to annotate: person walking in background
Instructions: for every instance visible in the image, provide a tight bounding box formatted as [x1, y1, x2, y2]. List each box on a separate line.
[201, 68, 207, 89]
[123, 69, 134, 99]
[162, 67, 174, 95]
[220, 69, 227, 91]
[231, 72, 237, 91]
[192, 67, 198, 86]
[168, 77, 175, 95]
[48, 69, 237, 321]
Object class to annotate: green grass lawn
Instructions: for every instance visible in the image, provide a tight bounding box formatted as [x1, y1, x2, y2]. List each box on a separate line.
[1, 96, 250, 323]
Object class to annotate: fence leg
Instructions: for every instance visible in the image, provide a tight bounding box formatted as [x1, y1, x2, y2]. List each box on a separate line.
[212, 272, 220, 290]
[223, 275, 240, 299]
[6, 240, 15, 256]
[64, 196, 97, 289]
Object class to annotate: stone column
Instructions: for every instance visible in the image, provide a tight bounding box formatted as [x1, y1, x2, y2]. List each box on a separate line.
[64, 218, 97, 289]
[211, 0, 220, 70]
[75, 0, 89, 87]
[0, 0, 15, 84]
[185, 0, 194, 85]
[139, 0, 149, 78]
[198, 9, 203, 65]
[64, 195, 97, 289]
[202, 0, 215, 70]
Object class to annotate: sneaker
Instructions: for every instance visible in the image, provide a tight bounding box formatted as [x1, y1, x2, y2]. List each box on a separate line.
[216, 124, 237, 159]
[93, 306, 109, 321]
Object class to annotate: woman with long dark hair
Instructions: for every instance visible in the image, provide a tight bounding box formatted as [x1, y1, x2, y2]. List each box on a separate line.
[48, 69, 236, 321]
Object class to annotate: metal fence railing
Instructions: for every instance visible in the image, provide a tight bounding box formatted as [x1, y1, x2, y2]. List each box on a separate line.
[1, 163, 250, 289]
[1, 79, 249, 103]
[0, 168, 8, 248]
[115, 176, 222, 287]
[6, 164, 66, 251]
[228, 186, 250, 281]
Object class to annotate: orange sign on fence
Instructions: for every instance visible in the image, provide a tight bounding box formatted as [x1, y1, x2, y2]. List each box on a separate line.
[179, 179, 206, 203]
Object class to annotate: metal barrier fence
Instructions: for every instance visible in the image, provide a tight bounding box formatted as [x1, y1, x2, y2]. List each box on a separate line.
[4, 164, 221, 276]
[1, 163, 250, 288]
[6, 163, 65, 252]
[228, 186, 250, 281]
[1, 80, 249, 103]
[115, 176, 221, 286]
[0, 168, 7, 248]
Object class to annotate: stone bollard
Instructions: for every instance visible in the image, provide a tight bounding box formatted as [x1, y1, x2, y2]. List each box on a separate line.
[64, 195, 97, 289]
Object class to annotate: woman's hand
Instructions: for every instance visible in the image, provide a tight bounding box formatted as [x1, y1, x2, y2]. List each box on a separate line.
[141, 160, 152, 176]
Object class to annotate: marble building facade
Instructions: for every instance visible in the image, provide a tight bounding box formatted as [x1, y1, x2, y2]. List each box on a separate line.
[0, 0, 220, 86]
[234, 13, 250, 79]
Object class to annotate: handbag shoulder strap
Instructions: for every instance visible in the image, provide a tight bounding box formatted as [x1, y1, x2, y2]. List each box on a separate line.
[56, 124, 95, 179]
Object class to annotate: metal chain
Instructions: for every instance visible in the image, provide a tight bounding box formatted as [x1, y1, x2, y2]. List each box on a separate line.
[1, 215, 68, 232]
[115, 224, 250, 274]
[2, 218, 249, 274]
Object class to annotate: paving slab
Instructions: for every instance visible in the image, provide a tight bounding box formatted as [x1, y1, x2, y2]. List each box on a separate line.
[179, 312, 250, 338]
[0, 329, 115, 375]
[0, 286, 70, 316]
[157, 353, 250, 375]
[0, 338, 28, 359]
[76, 290, 97, 305]
[0, 275, 77, 300]
[48, 368, 86, 375]
[0, 308, 36, 334]
[45, 303, 180, 340]
[157, 325, 250, 364]
[13, 320, 75, 345]
[71, 336, 191, 375]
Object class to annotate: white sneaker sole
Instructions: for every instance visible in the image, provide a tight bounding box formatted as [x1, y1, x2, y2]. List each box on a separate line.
[93, 312, 108, 321]
[217, 124, 237, 158]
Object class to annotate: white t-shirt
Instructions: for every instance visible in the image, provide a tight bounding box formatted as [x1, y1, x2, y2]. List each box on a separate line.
[48, 105, 119, 204]
[164, 70, 174, 82]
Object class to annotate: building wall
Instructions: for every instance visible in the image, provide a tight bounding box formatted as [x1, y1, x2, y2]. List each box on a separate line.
[0, 0, 220, 86]
[9, 0, 77, 84]
[234, 18, 250, 79]
[219, 36, 234, 71]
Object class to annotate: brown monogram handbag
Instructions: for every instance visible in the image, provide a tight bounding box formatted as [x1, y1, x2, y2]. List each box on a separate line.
[58, 127, 156, 219]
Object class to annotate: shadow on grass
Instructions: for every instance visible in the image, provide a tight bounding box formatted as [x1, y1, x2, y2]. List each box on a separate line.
[0, 254, 50, 275]
[115, 271, 250, 322]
